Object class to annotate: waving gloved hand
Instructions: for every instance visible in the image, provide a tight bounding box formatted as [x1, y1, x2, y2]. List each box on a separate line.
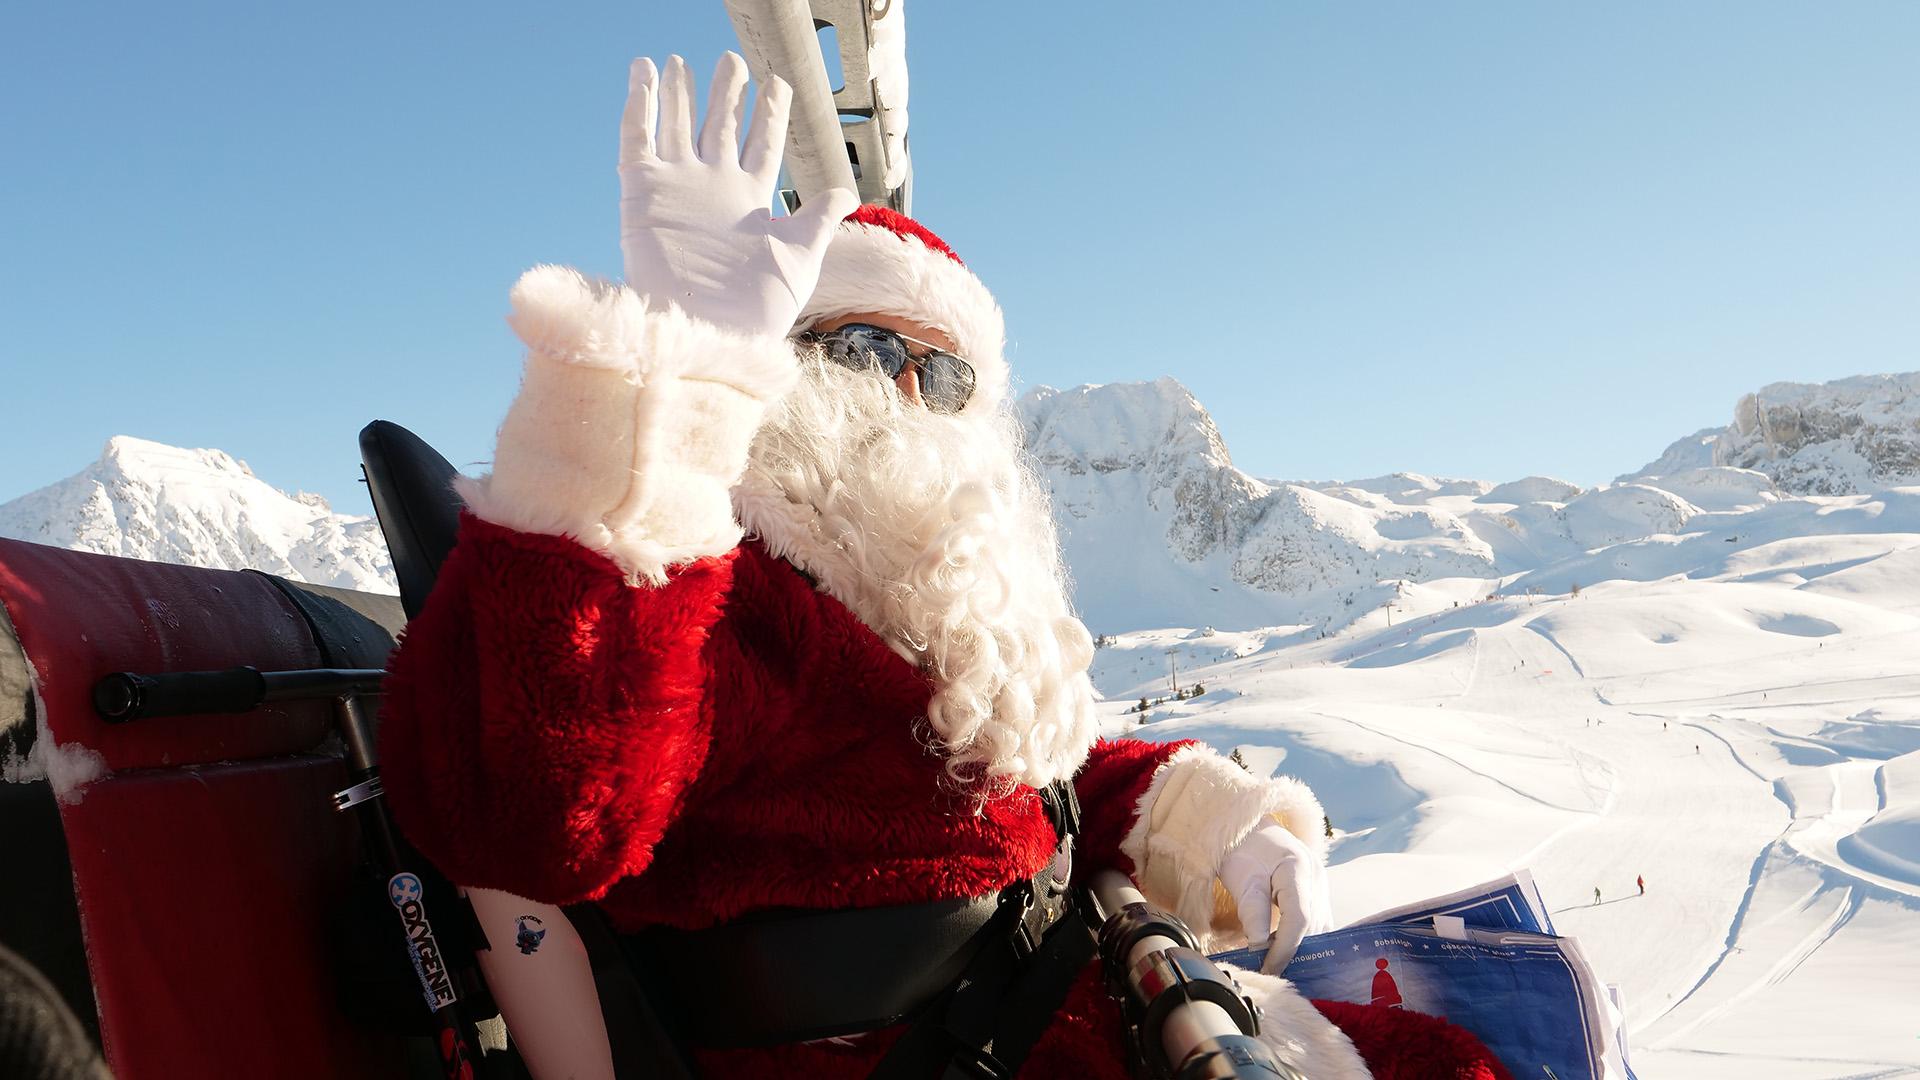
[1220, 822, 1335, 974]
[462, 54, 856, 584]
[619, 53, 858, 334]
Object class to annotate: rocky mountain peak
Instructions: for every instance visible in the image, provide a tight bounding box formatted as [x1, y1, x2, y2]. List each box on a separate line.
[1626, 372, 1920, 495]
[0, 437, 394, 592]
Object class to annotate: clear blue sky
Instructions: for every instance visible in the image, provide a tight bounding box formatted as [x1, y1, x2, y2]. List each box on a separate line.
[5, 2, 1917, 511]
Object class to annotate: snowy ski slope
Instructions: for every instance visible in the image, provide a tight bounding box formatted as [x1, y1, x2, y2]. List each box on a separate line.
[1094, 527, 1920, 1077]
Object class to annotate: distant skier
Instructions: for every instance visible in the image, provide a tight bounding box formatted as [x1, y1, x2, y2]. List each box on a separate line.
[1696, 744, 1702, 754]
[1593, 887, 1602, 905]
[1637, 875, 1645, 896]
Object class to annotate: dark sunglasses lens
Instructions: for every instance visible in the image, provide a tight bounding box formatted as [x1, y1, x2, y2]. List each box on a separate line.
[811, 326, 974, 412]
[831, 327, 911, 378]
[917, 354, 976, 413]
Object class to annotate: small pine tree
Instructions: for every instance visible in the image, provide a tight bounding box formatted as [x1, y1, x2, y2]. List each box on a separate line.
[1137, 697, 1149, 714]
[1190, 683, 1205, 697]
[1570, 582, 1581, 598]
[1323, 814, 1334, 840]
[1229, 747, 1249, 771]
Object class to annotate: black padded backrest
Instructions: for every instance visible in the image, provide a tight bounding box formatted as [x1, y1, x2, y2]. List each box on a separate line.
[359, 421, 464, 620]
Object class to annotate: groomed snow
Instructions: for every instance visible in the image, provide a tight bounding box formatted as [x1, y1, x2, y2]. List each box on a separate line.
[1093, 518, 1920, 1077]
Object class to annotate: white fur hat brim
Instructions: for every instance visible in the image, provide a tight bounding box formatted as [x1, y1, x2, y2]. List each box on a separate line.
[796, 212, 1008, 417]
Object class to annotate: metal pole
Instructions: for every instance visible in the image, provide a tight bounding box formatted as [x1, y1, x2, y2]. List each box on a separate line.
[722, 0, 859, 208]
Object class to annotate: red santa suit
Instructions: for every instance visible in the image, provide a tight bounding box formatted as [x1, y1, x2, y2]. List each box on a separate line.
[380, 208, 1507, 1079]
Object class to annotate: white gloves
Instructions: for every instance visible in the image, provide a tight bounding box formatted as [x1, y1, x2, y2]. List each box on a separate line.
[460, 54, 850, 583]
[1219, 822, 1334, 974]
[619, 53, 859, 336]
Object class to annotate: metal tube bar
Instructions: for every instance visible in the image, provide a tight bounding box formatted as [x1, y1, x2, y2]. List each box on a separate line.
[723, 0, 859, 207]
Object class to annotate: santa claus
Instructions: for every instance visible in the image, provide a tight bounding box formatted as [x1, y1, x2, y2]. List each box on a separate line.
[381, 53, 1505, 1080]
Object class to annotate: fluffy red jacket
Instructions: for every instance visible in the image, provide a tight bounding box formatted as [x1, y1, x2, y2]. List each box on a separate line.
[381, 516, 1508, 1078]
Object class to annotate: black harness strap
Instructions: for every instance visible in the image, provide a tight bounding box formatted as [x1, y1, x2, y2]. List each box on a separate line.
[618, 781, 1092, 1078]
[630, 892, 1007, 1046]
[866, 780, 1094, 1080]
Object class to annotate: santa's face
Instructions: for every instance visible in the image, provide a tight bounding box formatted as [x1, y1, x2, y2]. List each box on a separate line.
[730, 324, 1099, 794]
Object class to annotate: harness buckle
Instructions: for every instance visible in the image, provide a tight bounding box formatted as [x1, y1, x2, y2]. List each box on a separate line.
[1002, 882, 1040, 959]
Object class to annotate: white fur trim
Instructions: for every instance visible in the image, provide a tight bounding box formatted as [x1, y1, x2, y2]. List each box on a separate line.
[1120, 745, 1329, 943]
[1237, 969, 1374, 1080]
[797, 224, 1009, 416]
[460, 265, 797, 584]
[503, 264, 655, 372]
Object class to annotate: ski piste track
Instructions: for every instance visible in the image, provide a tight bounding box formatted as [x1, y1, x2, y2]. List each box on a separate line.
[1093, 574, 1920, 1079]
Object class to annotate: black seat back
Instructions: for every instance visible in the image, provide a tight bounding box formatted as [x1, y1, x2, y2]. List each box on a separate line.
[358, 421, 464, 619]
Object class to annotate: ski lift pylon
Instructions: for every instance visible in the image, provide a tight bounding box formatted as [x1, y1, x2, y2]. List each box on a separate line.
[724, 0, 913, 214]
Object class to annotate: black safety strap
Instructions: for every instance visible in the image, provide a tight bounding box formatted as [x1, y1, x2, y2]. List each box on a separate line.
[867, 780, 1092, 1080]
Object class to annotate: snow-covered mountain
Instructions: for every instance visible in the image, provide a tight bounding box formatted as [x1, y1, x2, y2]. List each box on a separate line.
[1624, 372, 1920, 494]
[1019, 380, 1512, 633]
[0, 436, 396, 592]
[1018, 371, 1920, 638]
[1017, 379, 1804, 635]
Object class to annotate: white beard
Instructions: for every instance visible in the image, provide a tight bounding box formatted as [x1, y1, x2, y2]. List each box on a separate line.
[731, 357, 1100, 794]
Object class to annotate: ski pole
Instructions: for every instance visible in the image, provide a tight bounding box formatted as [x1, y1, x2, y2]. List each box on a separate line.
[1089, 869, 1304, 1080]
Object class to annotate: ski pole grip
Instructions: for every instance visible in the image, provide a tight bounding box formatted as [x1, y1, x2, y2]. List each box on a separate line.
[93, 666, 268, 722]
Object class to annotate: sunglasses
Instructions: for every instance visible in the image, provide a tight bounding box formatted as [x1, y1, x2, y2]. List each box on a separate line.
[799, 323, 977, 414]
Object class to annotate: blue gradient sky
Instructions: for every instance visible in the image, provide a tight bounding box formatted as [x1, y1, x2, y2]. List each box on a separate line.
[4, 2, 1917, 510]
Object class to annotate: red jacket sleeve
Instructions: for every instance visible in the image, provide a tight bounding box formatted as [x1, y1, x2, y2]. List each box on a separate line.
[380, 515, 734, 904]
[1071, 737, 1194, 878]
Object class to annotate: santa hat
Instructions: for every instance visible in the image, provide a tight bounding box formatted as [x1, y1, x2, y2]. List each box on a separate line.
[795, 205, 1009, 417]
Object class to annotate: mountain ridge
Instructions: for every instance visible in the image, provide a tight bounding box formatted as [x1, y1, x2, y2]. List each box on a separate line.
[7, 370, 1918, 628]
[0, 435, 394, 592]
[1017, 369, 1920, 633]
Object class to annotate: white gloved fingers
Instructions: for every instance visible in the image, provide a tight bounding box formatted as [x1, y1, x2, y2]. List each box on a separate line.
[762, 184, 859, 308]
[1221, 827, 1280, 946]
[620, 58, 659, 164]
[617, 55, 849, 335]
[1263, 868, 1310, 974]
[740, 75, 792, 185]
[1259, 830, 1321, 973]
[1231, 872, 1274, 952]
[772, 183, 860, 255]
[657, 55, 696, 162]
[1220, 822, 1328, 973]
[698, 52, 750, 166]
